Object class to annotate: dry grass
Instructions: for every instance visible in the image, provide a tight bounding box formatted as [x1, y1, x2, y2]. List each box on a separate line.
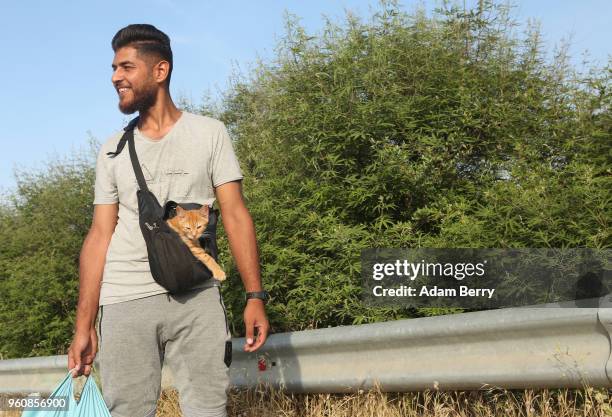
[2, 384, 610, 416]
[159, 383, 611, 417]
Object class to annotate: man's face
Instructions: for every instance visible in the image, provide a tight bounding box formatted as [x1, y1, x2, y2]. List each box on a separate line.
[111, 46, 158, 115]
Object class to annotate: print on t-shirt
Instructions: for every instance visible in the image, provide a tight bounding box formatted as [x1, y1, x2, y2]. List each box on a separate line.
[164, 167, 192, 199]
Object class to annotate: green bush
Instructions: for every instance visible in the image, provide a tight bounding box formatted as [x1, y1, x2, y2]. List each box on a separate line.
[217, 0, 610, 332]
[0, 144, 96, 358]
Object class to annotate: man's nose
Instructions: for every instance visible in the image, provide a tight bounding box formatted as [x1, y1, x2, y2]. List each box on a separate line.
[111, 70, 122, 85]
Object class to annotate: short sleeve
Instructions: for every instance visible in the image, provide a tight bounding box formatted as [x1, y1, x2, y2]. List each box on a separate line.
[93, 146, 119, 204]
[211, 122, 244, 187]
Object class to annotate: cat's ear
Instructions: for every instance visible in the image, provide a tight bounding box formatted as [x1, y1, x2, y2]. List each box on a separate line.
[199, 205, 209, 218]
[175, 206, 186, 218]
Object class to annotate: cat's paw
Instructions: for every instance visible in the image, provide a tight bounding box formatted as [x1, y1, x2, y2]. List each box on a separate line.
[214, 270, 226, 281]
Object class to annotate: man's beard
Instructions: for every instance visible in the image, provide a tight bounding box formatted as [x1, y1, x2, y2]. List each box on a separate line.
[118, 83, 157, 115]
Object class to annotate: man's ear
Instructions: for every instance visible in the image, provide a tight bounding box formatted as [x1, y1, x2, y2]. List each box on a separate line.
[153, 60, 170, 85]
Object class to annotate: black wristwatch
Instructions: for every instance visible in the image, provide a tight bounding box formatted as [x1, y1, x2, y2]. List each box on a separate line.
[245, 290, 270, 304]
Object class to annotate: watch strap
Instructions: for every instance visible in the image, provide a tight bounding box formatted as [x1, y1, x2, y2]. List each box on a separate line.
[246, 291, 269, 304]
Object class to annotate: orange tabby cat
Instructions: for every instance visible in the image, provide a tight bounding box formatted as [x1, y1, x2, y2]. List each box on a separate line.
[166, 205, 226, 281]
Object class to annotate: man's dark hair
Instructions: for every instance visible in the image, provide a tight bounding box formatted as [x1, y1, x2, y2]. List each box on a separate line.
[112, 24, 173, 87]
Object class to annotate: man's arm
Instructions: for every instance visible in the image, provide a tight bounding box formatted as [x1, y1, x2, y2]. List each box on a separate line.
[214, 181, 269, 352]
[75, 203, 118, 330]
[68, 203, 118, 376]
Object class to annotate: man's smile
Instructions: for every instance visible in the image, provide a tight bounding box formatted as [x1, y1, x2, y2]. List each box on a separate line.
[117, 87, 131, 97]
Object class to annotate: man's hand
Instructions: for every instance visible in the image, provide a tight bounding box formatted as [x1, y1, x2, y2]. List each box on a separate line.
[243, 299, 269, 352]
[68, 327, 98, 377]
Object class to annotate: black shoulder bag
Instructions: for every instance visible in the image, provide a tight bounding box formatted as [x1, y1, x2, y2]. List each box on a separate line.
[107, 116, 220, 294]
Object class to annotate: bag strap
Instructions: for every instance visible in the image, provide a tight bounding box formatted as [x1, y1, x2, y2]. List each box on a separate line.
[105, 116, 148, 191]
[105, 116, 140, 158]
[125, 118, 150, 192]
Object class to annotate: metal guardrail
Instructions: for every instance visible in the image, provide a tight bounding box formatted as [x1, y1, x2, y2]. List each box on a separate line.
[1, 297, 611, 394]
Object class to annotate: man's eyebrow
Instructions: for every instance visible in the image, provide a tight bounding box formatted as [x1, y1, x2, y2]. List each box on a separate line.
[111, 60, 134, 69]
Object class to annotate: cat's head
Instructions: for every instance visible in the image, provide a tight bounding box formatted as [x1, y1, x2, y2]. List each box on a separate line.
[173, 205, 209, 240]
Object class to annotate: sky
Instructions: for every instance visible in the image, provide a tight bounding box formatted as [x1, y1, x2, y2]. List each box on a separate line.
[0, 0, 610, 196]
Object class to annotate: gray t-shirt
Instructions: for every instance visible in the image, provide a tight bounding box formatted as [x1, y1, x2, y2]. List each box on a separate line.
[94, 111, 243, 306]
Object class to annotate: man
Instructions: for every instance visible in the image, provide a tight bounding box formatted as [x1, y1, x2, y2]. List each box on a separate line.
[67, 24, 270, 417]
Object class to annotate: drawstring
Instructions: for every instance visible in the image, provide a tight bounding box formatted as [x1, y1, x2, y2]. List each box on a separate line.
[166, 293, 170, 302]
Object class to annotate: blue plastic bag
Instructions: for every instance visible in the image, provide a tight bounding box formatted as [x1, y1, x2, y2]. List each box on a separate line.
[21, 367, 111, 416]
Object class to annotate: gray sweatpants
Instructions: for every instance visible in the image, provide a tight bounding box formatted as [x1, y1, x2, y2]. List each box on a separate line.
[96, 285, 231, 417]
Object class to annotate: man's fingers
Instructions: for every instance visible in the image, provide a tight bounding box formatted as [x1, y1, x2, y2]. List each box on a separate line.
[245, 321, 255, 344]
[244, 320, 258, 351]
[244, 303, 270, 352]
[68, 332, 96, 377]
[68, 350, 75, 370]
[250, 324, 269, 350]
[68, 350, 80, 377]
[244, 324, 269, 352]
